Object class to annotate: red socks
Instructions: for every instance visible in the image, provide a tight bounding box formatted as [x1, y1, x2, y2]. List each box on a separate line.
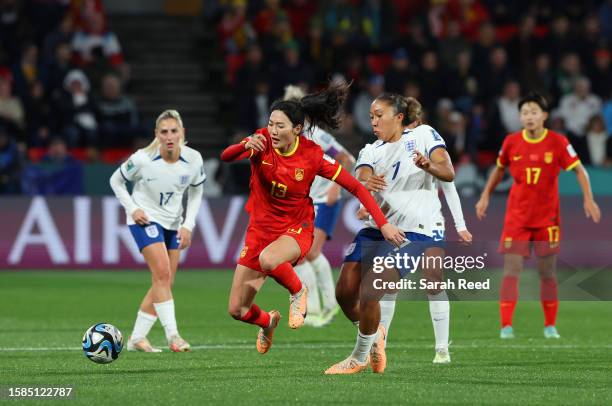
[500, 276, 559, 327]
[240, 304, 271, 328]
[541, 277, 558, 327]
[500, 276, 518, 327]
[269, 262, 302, 295]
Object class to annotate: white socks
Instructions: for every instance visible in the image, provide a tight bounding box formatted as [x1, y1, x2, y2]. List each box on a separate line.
[379, 293, 397, 344]
[131, 310, 157, 341]
[294, 261, 321, 315]
[351, 330, 377, 363]
[153, 299, 179, 341]
[428, 291, 450, 351]
[310, 254, 337, 311]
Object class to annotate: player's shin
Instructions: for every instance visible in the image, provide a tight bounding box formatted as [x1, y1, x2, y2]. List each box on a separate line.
[153, 299, 179, 340]
[379, 293, 397, 344]
[541, 277, 558, 327]
[500, 276, 519, 327]
[428, 291, 450, 351]
[269, 262, 303, 295]
[311, 254, 337, 311]
[295, 261, 321, 315]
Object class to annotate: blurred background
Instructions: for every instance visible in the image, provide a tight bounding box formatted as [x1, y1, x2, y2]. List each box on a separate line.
[0, 0, 611, 269]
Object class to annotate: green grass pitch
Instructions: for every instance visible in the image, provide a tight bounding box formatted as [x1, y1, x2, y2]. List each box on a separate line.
[1, 271, 611, 405]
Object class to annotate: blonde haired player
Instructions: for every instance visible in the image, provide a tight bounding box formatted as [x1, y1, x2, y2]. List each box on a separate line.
[283, 85, 355, 327]
[109, 109, 205, 352]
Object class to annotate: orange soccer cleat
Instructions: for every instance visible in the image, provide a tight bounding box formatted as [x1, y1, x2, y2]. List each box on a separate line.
[256, 310, 281, 354]
[288, 287, 308, 329]
[324, 356, 370, 375]
[370, 325, 387, 373]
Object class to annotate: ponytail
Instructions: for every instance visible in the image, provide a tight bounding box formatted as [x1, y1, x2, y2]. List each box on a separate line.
[375, 93, 422, 126]
[270, 81, 350, 132]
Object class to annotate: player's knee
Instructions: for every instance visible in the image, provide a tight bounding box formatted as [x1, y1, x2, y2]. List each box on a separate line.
[152, 266, 171, 286]
[306, 249, 321, 262]
[259, 253, 279, 273]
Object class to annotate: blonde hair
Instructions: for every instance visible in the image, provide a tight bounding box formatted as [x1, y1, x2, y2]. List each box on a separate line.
[142, 109, 186, 155]
[283, 84, 306, 101]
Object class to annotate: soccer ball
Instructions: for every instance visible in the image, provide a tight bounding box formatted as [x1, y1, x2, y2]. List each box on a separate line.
[82, 323, 123, 364]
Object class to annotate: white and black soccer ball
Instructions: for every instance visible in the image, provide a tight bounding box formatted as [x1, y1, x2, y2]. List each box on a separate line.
[82, 323, 123, 364]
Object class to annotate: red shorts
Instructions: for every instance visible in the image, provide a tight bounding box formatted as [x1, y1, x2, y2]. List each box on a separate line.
[238, 223, 314, 273]
[499, 223, 561, 258]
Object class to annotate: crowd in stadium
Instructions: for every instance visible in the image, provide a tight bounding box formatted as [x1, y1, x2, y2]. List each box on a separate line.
[1, 0, 612, 195]
[215, 0, 612, 167]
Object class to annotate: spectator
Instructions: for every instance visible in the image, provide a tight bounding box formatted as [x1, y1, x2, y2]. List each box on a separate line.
[24, 80, 52, 147]
[438, 19, 469, 68]
[36, 137, 84, 194]
[555, 52, 582, 98]
[46, 41, 73, 97]
[71, 10, 128, 82]
[524, 53, 555, 100]
[507, 15, 543, 83]
[384, 48, 414, 94]
[446, 49, 477, 113]
[0, 126, 21, 193]
[0, 74, 24, 133]
[558, 76, 602, 138]
[588, 48, 611, 100]
[96, 73, 141, 148]
[585, 115, 612, 167]
[471, 22, 497, 79]
[542, 14, 577, 62]
[478, 46, 513, 103]
[353, 74, 384, 136]
[358, 0, 395, 52]
[270, 40, 313, 99]
[491, 80, 522, 136]
[42, 13, 75, 65]
[417, 50, 444, 113]
[54, 69, 98, 147]
[12, 42, 46, 102]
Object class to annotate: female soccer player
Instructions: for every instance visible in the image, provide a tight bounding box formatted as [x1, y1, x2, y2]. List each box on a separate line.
[283, 85, 356, 327]
[475, 92, 601, 339]
[220, 82, 404, 354]
[325, 94, 457, 374]
[110, 109, 205, 352]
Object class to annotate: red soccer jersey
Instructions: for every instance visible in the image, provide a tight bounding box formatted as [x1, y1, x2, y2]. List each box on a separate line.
[496, 129, 580, 228]
[244, 128, 343, 235]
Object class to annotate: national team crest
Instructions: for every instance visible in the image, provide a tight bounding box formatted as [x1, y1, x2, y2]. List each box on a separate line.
[544, 152, 553, 164]
[145, 224, 159, 238]
[295, 168, 304, 181]
[179, 175, 189, 185]
[405, 140, 416, 152]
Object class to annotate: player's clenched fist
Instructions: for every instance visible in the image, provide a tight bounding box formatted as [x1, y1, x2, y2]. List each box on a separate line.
[244, 134, 266, 152]
[413, 150, 431, 170]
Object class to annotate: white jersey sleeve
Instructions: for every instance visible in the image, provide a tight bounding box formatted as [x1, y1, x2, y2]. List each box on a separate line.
[119, 150, 147, 183]
[355, 142, 377, 171]
[439, 180, 467, 232]
[308, 126, 349, 204]
[419, 124, 447, 157]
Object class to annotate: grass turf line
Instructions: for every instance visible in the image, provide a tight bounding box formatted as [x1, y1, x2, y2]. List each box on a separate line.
[0, 271, 611, 405]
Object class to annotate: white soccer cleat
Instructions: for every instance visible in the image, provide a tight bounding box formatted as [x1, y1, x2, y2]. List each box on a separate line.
[127, 336, 162, 353]
[168, 335, 191, 352]
[432, 348, 451, 364]
[544, 326, 561, 339]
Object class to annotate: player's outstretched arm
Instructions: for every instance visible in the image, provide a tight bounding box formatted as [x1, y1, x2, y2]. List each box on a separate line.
[440, 181, 472, 244]
[475, 165, 505, 220]
[413, 148, 455, 181]
[573, 163, 601, 223]
[220, 134, 265, 162]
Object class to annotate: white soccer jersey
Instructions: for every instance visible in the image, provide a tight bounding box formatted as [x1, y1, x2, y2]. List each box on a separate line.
[305, 126, 347, 204]
[355, 124, 447, 236]
[118, 145, 206, 230]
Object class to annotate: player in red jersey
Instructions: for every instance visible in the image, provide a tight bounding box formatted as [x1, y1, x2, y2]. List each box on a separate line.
[476, 92, 601, 339]
[220, 82, 405, 354]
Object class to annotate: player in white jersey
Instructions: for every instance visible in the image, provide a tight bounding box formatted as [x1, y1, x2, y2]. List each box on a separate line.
[283, 85, 356, 327]
[325, 94, 457, 374]
[109, 110, 205, 353]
